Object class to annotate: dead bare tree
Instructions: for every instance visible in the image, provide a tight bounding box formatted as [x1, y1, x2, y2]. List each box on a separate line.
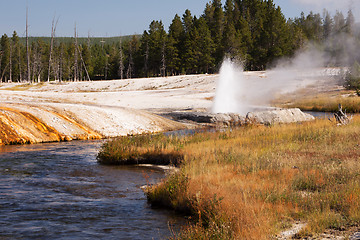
[333, 104, 352, 125]
[160, 41, 166, 77]
[104, 53, 108, 80]
[59, 44, 63, 82]
[0, 62, 9, 83]
[47, 15, 59, 82]
[126, 44, 133, 79]
[0, 50, 2, 82]
[76, 44, 91, 81]
[31, 42, 43, 83]
[71, 25, 90, 81]
[144, 41, 149, 77]
[52, 55, 60, 81]
[87, 31, 91, 49]
[74, 23, 78, 81]
[26, 6, 30, 83]
[18, 44, 22, 82]
[9, 42, 12, 82]
[118, 37, 124, 79]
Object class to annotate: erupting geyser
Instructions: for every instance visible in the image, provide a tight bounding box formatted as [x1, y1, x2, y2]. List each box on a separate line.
[212, 59, 250, 115]
[212, 56, 328, 116]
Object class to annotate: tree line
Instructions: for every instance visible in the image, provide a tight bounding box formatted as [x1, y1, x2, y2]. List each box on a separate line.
[0, 0, 359, 82]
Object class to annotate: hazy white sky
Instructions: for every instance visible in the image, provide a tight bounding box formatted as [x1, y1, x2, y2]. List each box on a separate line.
[0, 0, 358, 37]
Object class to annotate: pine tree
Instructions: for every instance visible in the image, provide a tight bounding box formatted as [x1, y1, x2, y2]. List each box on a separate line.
[0, 34, 10, 82]
[222, 20, 244, 61]
[196, 17, 215, 73]
[333, 11, 346, 34]
[11, 31, 20, 82]
[126, 35, 139, 78]
[323, 10, 333, 40]
[11, 31, 22, 82]
[182, 10, 195, 73]
[345, 10, 355, 35]
[203, 0, 224, 63]
[261, 1, 292, 67]
[167, 14, 184, 75]
[148, 20, 167, 76]
[288, 19, 306, 56]
[182, 9, 194, 34]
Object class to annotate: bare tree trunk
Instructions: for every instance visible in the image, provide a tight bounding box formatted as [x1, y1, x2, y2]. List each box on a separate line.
[31, 43, 43, 83]
[18, 46, 22, 82]
[74, 24, 78, 82]
[76, 44, 91, 81]
[0, 51, 2, 83]
[59, 45, 63, 82]
[127, 44, 133, 79]
[9, 44, 12, 82]
[105, 54, 108, 80]
[118, 37, 124, 79]
[334, 104, 352, 125]
[161, 41, 166, 77]
[145, 42, 149, 77]
[87, 31, 91, 49]
[0, 62, 9, 83]
[47, 16, 58, 82]
[26, 6, 31, 83]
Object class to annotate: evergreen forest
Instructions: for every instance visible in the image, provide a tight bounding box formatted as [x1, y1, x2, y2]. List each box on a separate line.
[0, 0, 359, 82]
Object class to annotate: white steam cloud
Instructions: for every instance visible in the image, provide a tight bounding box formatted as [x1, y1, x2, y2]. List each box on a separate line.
[212, 9, 360, 115]
[291, 0, 359, 20]
[212, 52, 335, 115]
[212, 42, 355, 115]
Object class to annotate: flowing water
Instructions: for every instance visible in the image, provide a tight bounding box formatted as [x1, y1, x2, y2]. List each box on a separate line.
[0, 141, 184, 239]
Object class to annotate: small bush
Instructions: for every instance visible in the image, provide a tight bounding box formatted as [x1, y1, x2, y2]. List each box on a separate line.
[343, 61, 360, 92]
[147, 172, 190, 212]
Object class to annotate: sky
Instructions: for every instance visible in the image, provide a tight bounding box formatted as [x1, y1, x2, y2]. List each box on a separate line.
[0, 0, 359, 38]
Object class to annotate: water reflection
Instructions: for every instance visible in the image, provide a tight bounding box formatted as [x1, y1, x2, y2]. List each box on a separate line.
[0, 141, 184, 239]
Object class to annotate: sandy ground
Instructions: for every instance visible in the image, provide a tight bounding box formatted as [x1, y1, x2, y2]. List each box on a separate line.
[0, 74, 219, 142]
[0, 74, 218, 111]
[0, 69, 341, 143]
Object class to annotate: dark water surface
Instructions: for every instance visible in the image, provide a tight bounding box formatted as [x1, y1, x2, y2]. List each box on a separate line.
[304, 111, 333, 119]
[0, 141, 183, 239]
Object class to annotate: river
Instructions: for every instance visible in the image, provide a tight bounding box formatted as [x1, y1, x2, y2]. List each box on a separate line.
[0, 140, 184, 239]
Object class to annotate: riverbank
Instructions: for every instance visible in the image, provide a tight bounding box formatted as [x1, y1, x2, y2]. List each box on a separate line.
[146, 118, 360, 239]
[99, 117, 360, 239]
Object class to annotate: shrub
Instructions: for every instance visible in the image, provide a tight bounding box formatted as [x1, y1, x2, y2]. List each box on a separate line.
[343, 61, 360, 94]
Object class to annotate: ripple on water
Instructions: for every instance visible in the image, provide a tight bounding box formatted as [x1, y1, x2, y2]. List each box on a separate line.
[0, 140, 185, 240]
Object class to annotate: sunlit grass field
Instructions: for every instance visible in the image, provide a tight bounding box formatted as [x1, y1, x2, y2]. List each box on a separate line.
[98, 116, 360, 239]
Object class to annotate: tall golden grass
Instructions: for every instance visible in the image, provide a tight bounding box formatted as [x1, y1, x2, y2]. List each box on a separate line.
[273, 90, 360, 113]
[100, 117, 360, 239]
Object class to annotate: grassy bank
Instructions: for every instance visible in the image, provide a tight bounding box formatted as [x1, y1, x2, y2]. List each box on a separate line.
[98, 118, 360, 239]
[273, 89, 360, 113]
